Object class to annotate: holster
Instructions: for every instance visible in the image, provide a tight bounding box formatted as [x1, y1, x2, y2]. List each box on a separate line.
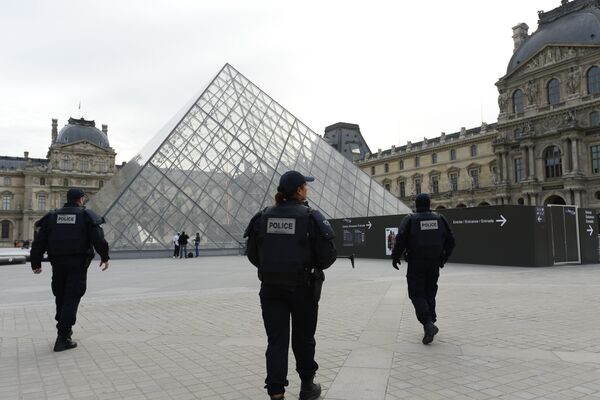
[308, 268, 325, 302]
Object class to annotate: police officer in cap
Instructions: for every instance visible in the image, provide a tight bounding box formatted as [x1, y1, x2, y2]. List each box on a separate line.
[391, 193, 455, 344]
[30, 188, 110, 352]
[244, 171, 337, 400]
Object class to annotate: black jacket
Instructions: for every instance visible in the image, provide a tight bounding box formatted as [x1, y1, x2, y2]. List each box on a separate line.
[244, 201, 337, 273]
[30, 202, 110, 269]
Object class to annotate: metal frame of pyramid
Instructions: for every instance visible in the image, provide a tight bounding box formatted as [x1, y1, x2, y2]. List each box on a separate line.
[89, 64, 411, 252]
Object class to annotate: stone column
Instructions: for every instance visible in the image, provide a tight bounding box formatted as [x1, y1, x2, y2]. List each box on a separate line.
[562, 139, 571, 174]
[528, 145, 536, 179]
[572, 138, 579, 173]
[502, 152, 509, 183]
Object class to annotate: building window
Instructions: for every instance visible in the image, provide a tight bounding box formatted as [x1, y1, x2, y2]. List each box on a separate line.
[547, 78, 560, 105]
[469, 169, 479, 189]
[384, 163, 389, 173]
[431, 175, 439, 194]
[450, 149, 456, 161]
[544, 146, 562, 178]
[63, 178, 68, 186]
[62, 159, 71, 170]
[1, 220, 9, 239]
[590, 111, 600, 127]
[399, 160, 404, 170]
[587, 66, 600, 95]
[97, 160, 107, 173]
[384, 183, 391, 191]
[39, 177, 46, 186]
[371, 166, 375, 175]
[591, 145, 600, 174]
[513, 89, 524, 113]
[399, 181, 406, 197]
[60, 192, 67, 205]
[431, 153, 437, 164]
[3, 177, 11, 186]
[80, 159, 89, 172]
[470, 144, 477, 157]
[450, 173, 458, 192]
[415, 156, 420, 168]
[37, 194, 46, 211]
[99, 179, 104, 189]
[414, 178, 421, 195]
[514, 158, 524, 182]
[2, 194, 11, 210]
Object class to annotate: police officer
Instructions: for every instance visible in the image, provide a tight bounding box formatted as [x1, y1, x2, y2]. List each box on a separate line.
[391, 193, 455, 345]
[30, 188, 110, 352]
[244, 171, 337, 400]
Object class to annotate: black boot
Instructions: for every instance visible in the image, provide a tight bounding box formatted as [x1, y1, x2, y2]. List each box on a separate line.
[299, 377, 321, 400]
[54, 336, 77, 352]
[422, 322, 439, 345]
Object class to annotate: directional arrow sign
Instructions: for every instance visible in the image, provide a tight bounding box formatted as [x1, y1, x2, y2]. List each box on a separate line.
[496, 215, 507, 227]
[587, 225, 594, 236]
[366, 221, 372, 230]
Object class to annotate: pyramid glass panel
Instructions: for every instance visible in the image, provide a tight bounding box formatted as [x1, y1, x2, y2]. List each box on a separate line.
[88, 64, 411, 252]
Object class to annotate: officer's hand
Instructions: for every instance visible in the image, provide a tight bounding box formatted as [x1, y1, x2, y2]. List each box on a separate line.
[392, 259, 401, 270]
[33, 267, 42, 274]
[99, 261, 109, 271]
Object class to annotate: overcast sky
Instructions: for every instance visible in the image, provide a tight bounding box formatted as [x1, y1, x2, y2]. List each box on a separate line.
[0, 0, 561, 163]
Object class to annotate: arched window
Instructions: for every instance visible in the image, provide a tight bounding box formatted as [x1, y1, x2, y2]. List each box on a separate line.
[1, 220, 10, 239]
[587, 66, 600, 95]
[590, 111, 600, 127]
[544, 146, 562, 178]
[513, 89, 524, 113]
[547, 79, 560, 105]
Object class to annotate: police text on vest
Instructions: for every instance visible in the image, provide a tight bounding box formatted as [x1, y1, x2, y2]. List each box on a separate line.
[420, 220, 438, 230]
[56, 214, 77, 224]
[267, 218, 296, 234]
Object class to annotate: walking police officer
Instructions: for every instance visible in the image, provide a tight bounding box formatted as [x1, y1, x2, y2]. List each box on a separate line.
[244, 171, 337, 400]
[30, 188, 110, 352]
[392, 193, 455, 344]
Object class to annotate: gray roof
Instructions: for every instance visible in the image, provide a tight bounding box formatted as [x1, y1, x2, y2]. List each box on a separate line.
[507, 1, 600, 74]
[0, 156, 47, 170]
[56, 117, 110, 148]
[365, 123, 497, 161]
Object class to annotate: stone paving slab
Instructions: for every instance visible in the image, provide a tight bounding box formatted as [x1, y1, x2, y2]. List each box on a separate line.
[1, 257, 600, 399]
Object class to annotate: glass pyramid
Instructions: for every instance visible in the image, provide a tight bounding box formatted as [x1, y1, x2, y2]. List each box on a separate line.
[89, 64, 411, 252]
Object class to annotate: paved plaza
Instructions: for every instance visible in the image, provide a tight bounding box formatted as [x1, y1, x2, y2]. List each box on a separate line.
[1, 256, 600, 400]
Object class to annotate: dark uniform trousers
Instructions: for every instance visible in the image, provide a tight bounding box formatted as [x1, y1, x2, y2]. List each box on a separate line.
[260, 284, 319, 395]
[407, 264, 439, 325]
[51, 257, 89, 337]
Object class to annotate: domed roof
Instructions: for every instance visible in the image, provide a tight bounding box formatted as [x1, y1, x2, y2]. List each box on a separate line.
[507, 2, 600, 74]
[56, 117, 110, 148]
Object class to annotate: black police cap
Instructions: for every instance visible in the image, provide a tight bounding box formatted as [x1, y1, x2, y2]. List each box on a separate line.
[67, 188, 86, 200]
[278, 170, 314, 195]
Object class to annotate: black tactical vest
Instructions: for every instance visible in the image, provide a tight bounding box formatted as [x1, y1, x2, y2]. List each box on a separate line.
[47, 206, 89, 257]
[258, 203, 311, 285]
[407, 211, 446, 262]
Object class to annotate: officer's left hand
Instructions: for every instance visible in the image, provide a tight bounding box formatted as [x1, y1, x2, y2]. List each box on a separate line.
[99, 261, 109, 271]
[392, 259, 401, 270]
[33, 267, 42, 274]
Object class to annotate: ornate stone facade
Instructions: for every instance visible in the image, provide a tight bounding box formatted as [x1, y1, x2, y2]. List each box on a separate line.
[358, 0, 600, 211]
[0, 118, 118, 246]
[358, 125, 498, 209]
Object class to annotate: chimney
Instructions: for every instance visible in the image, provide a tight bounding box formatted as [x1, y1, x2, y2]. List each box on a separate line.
[440, 132, 446, 143]
[102, 124, 108, 137]
[51, 119, 58, 143]
[460, 127, 466, 137]
[24, 151, 29, 160]
[391, 145, 396, 152]
[512, 23, 529, 52]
